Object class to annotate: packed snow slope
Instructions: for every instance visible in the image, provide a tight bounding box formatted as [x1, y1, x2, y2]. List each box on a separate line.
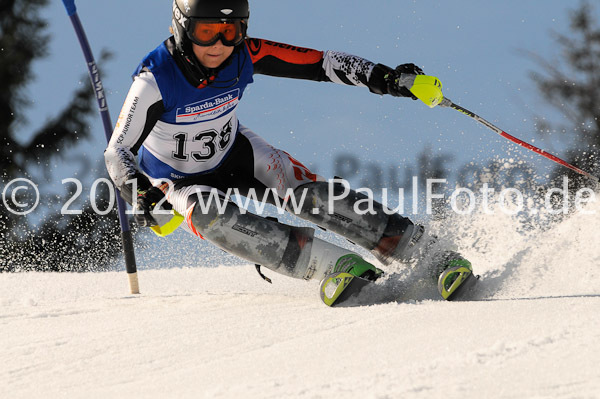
[2, 199, 600, 399]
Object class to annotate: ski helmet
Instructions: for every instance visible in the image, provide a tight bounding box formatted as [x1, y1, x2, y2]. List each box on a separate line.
[172, 0, 249, 52]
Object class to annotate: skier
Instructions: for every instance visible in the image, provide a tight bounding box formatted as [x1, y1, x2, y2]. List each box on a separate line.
[105, 0, 474, 305]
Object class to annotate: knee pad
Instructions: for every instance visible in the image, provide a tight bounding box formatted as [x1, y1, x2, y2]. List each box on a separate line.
[189, 192, 360, 281]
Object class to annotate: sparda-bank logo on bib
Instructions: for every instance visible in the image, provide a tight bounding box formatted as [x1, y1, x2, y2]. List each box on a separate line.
[176, 89, 239, 123]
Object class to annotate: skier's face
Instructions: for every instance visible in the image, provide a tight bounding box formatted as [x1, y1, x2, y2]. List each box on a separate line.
[192, 41, 235, 69]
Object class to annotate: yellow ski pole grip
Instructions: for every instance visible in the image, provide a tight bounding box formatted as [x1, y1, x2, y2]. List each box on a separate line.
[149, 209, 185, 237]
[407, 75, 445, 108]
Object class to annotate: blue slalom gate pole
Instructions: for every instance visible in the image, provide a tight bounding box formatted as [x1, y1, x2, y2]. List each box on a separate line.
[62, 0, 139, 294]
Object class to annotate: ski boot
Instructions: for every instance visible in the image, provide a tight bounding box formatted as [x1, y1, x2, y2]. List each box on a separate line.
[319, 254, 382, 307]
[433, 251, 478, 300]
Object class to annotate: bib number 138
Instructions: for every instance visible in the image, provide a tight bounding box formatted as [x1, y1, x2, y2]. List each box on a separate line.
[172, 121, 232, 162]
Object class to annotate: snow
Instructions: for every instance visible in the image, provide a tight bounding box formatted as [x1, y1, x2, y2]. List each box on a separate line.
[2, 200, 600, 398]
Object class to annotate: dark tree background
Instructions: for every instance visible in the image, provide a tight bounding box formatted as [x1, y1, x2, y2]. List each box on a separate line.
[1, 0, 125, 272]
[529, 1, 600, 189]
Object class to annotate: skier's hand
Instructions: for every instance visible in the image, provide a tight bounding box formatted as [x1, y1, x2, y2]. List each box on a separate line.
[384, 63, 425, 99]
[133, 186, 166, 227]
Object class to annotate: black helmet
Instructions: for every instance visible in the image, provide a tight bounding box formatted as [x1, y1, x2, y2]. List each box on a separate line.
[172, 0, 249, 53]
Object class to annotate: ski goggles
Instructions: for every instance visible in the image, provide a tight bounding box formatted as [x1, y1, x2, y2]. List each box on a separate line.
[187, 19, 246, 47]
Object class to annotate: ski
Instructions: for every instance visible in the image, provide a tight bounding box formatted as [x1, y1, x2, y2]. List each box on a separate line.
[320, 266, 480, 307]
[319, 272, 374, 307]
[438, 266, 480, 301]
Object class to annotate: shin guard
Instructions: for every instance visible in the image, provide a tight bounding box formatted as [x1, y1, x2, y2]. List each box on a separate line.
[189, 194, 359, 281]
[292, 181, 425, 265]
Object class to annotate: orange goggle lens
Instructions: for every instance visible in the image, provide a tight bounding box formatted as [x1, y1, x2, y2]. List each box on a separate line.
[189, 20, 244, 46]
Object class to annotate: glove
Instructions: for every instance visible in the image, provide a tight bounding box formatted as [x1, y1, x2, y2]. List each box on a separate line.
[133, 186, 166, 227]
[384, 63, 425, 99]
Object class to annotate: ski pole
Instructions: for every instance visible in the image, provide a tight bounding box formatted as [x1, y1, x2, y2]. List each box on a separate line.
[405, 75, 599, 184]
[62, 0, 140, 294]
[438, 98, 599, 184]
